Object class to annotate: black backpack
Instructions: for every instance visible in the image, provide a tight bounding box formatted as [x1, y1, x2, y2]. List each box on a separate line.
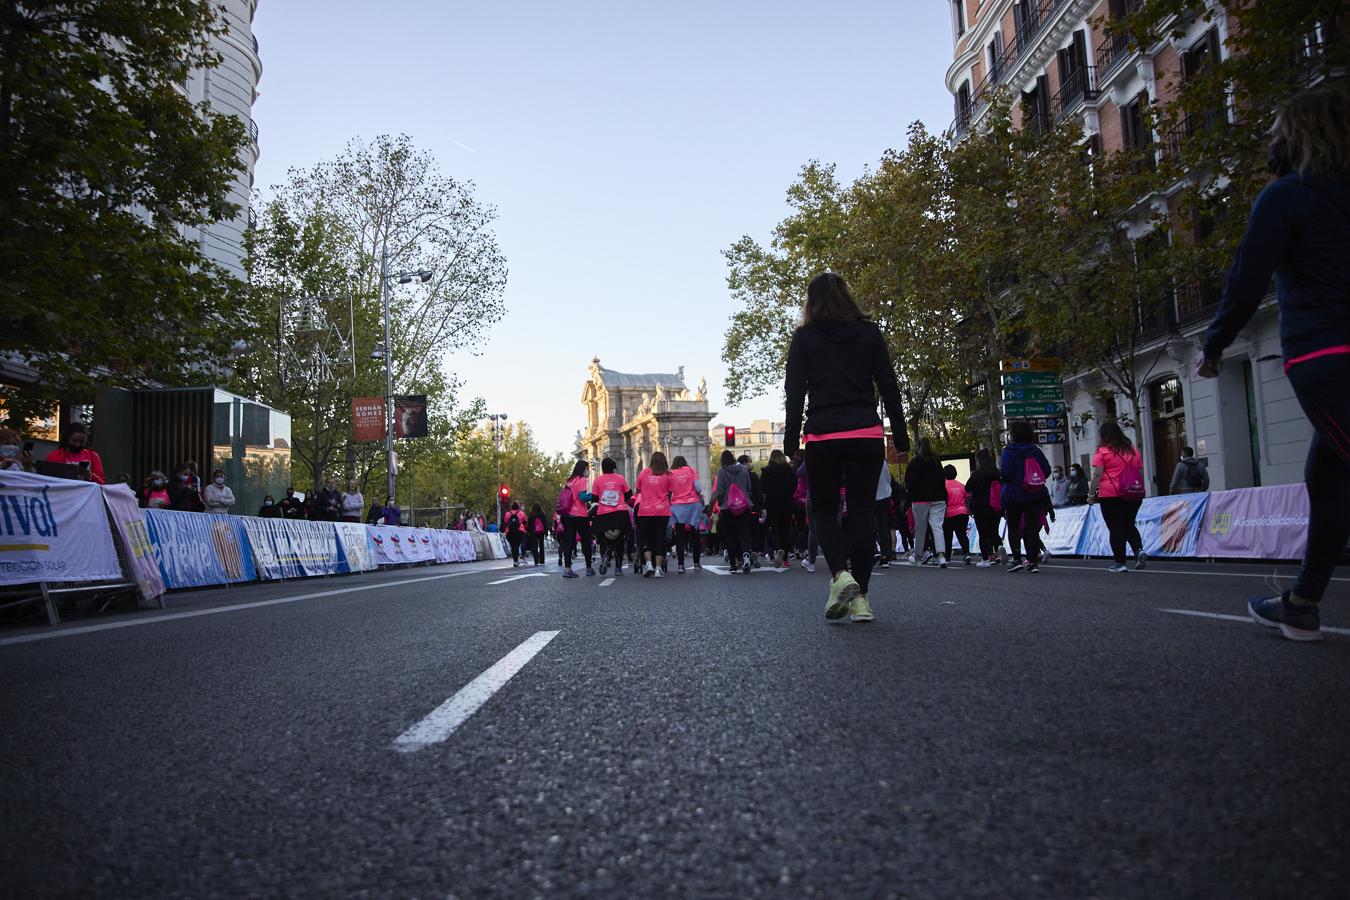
[507, 512, 523, 531]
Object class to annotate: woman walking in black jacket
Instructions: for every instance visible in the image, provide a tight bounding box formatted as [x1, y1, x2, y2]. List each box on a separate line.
[965, 449, 1003, 566]
[1198, 80, 1350, 641]
[784, 272, 909, 623]
[760, 450, 797, 568]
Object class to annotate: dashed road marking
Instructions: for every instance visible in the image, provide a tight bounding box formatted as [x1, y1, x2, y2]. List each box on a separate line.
[599, 577, 615, 587]
[485, 573, 550, 586]
[1159, 608, 1350, 635]
[393, 630, 561, 752]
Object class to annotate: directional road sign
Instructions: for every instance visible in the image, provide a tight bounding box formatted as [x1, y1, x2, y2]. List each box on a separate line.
[1003, 387, 1066, 402]
[1004, 401, 1066, 417]
[1000, 371, 1062, 387]
[1000, 357, 1062, 373]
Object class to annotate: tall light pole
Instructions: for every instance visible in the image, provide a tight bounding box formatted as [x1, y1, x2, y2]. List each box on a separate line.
[488, 412, 508, 530]
[376, 239, 433, 506]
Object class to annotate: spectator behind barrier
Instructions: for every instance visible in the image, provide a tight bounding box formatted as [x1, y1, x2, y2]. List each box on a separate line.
[169, 462, 205, 512]
[0, 427, 35, 472]
[45, 421, 105, 483]
[341, 480, 365, 523]
[140, 470, 171, 508]
[280, 486, 307, 519]
[203, 468, 235, 514]
[312, 476, 342, 522]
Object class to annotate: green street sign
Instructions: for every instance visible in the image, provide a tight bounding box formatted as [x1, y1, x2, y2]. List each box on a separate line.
[1000, 371, 1062, 387]
[1002, 387, 1065, 402]
[1004, 401, 1066, 416]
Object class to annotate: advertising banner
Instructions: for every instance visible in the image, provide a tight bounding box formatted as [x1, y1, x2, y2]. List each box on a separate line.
[0, 471, 122, 586]
[334, 522, 379, 572]
[102, 483, 166, 601]
[431, 529, 476, 564]
[144, 508, 257, 589]
[1043, 505, 1091, 556]
[352, 397, 386, 443]
[1076, 493, 1210, 558]
[241, 517, 348, 579]
[369, 525, 435, 565]
[1197, 484, 1309, 560]
[394, 395, 428, 439]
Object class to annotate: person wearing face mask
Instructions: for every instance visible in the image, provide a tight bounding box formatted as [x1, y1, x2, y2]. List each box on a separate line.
[139, 471, 172, 508]
[1065, 463, 1089, 506]
[258, 494, 281, 518]
[203, 469, 235, 514]
[168, 463, 206, 512]
[44, 421, 105, 483]
[0, 427, 34, 472]
[1047, 465, 1070, 508]
[280, 487, 307, 520]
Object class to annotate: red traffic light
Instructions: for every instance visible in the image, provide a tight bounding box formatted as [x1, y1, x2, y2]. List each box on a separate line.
[499, 485, 510, 499]
[724, 426, 736, 447]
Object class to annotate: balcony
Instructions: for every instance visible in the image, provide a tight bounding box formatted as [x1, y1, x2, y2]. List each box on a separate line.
[1095, 31, 1135, 77]
[955, 0, 1073, 137]
[1175, 282, 1222, 323]
[950, 105, 973, 138]
[1160, 109, 1224, 163]
[1052, 66, 1097, 122]
[248, 117, 259, 148]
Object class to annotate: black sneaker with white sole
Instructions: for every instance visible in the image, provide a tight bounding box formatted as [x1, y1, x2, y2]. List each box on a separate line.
[1006, 560, 1025, 573]
[1249, 593, 1322, 642]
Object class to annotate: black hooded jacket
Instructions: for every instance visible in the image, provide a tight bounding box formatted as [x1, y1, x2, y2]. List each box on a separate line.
[783, 319, 908, 456]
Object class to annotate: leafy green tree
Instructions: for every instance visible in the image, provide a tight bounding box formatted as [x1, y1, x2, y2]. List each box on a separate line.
[416, 422, 572, 522]
[0, 0, 248, 419]
[233, 135, 507, 493]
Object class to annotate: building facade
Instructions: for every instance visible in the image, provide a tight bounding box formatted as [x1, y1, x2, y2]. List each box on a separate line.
[578, 359, 717, 491]
[710, 418, 785, 465]
[187, 0, 263, 280]
[944, 0, 1318, 493]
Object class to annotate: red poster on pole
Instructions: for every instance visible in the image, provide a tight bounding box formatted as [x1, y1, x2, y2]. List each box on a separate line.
[352, 397, 386, 442]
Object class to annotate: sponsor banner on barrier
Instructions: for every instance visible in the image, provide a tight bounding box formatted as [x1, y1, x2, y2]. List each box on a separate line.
[241, 517, 347, 580]
[1076, 493, 1209, 558]
[369, 525, 435, 565]
[144, 508, 258, 589]
[1044, 505, 1091, 556]
[102, 484, 166, 601]
[334, 522, 379, 573]
[0, 471, 122, 586]
[1197, 484, 1309, 560]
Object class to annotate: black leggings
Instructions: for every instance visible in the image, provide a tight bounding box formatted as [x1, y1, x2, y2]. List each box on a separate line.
[1098, 497, 1143, 564]
[1288, 355, 1350, 603]
[972, 508, 1001, 560]
[767, 510, 793, 556]
[531, 532, 546, 565]
[506, 531, 524, 562]
[718, 511, 751, 564]
[1004, 500, 1043, 564]
[593, 511, 630, 565]
[563, 516, 592, 567]
[805, 438, 884, 593]
[943, 514, 971, 557]
[674, 525, 701, 565]
[637, 516, 668, 558]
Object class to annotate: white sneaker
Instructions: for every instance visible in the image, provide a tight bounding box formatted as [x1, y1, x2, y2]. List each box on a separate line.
[653, 567, 664, 578]
[938, 554, 948, 569]
[1107, 563, 1128, 573]
[643, 561, 655, 577]
[975, 559, 995, 568]
[908, 555, 920, 567]
[800, 558, 816, 573]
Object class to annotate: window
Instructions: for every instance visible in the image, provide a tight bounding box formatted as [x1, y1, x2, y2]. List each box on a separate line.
[759, 448, 768, 461]
[951, 0, 966, 38]
[1021, 74, 1051, 132]
[1120, 91, 1153, 169]
[989, 31, 1005, 82]
[1055, 30, 1090, 106]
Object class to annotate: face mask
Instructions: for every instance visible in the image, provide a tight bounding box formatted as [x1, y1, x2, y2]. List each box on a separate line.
[0, 444, 17, 458]
[180, 474, 191, 482]
[264, 499, 274, 506]
[152, 478, 165, 487]
[214, 477, 225, 485]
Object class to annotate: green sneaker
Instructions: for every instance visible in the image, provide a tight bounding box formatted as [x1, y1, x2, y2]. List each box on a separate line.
[849, 595, 874, 623]
[825, 571, 860, 620]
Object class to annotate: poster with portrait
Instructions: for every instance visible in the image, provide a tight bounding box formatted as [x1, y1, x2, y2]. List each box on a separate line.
[394, 395, 428, 439]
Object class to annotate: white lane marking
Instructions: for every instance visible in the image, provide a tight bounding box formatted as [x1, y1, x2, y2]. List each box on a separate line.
[485, 572, 550, 586]
[0, 571, 475, 648]
[702, 564, 784, 576]
[393, 630, 560, 753]
[1160, 608, 1350, 635]
[1043, 564, 1350, 582]
[599, 577, 615, 587]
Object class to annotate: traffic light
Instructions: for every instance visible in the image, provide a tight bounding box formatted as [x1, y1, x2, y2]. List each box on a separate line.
[499, 485, 510, 503]
[724, 426, 736, 447]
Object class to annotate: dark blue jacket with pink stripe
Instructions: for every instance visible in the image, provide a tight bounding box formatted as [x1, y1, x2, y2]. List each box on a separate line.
[1203, 172, 1350, 364]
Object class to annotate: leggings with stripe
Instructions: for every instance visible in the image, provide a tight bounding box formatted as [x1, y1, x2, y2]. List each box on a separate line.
[1287, 354, 1350, 603]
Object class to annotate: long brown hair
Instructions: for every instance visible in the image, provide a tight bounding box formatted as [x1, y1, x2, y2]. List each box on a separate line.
[1098, 421, 1135, 455]
[801, 272, 866, 328]
[648, 451, 669, 475]
[1270, 79, 1350, 179]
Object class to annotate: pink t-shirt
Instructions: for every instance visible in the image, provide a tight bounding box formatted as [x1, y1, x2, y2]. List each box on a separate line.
[592, 473, 630, 515]
[566, 475, 590, 517]
[944, 479, 969, 517]
[636, 469, 673, 516]
[1092, 446, 1145, 499]
[669, 466, 701, 505]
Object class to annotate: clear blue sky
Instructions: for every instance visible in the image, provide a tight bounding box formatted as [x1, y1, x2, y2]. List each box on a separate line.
[251, 0, 957, 456]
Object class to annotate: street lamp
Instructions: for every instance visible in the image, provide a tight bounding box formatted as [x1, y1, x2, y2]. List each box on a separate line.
[379, 238, 434, 503]
[488, 412, 508, 530]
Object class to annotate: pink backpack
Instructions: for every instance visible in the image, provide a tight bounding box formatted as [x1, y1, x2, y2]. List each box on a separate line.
[1114, 451, 1147, 499]
[1022, 456, 1046, 494]
[989, 480, 1003, 512]
[725, 482, 750, 516]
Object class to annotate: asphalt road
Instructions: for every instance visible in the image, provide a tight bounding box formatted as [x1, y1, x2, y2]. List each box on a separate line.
[2, 553, 1348, 898]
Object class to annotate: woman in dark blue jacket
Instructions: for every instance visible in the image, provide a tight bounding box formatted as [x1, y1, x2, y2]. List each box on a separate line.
[999, 420, 1051, 573]
[1198, 80, 1350, 642]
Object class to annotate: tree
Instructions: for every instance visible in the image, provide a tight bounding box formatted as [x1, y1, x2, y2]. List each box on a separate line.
[419, 422, 572, 522]
[0, 0, 248, 420]
[234, 135, 508, 493]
